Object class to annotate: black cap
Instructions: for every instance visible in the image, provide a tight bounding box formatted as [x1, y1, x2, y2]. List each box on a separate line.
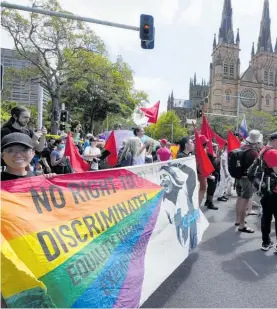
[1, 133, 34, 151]
[269, 132, 277, 141]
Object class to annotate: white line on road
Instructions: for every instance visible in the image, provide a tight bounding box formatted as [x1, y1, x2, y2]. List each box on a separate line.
[242, 260, 259, 277]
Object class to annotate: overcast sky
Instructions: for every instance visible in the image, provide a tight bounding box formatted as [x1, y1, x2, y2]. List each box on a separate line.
[1, 0, 277, 115]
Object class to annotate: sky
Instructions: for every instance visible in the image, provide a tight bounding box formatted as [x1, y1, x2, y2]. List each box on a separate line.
[1, 0, 277, 118]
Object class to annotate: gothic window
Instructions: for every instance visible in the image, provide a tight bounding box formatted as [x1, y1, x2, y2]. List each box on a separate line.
[269, 71, 274, 85]
[264, 70, 268, 84]
[240, 89, 257, 108]
[225, 90, 231, 102]
[204, 91, 208, 97]
[196, 90, 201, 97]
[224, 64, 228, 78]
[265, 95, 271, 106]
[229, 64, 234, 79]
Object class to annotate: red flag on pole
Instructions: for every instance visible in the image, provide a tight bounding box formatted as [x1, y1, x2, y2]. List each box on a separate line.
[213, 132, 227, 151]
[105, 131, 118, 167]
[140, 101, 160, 124]
[228, 131, 241, 153]
[64, 132, 90, 173]
[201, 114, 215, 156]
[194, 129, 215, 178]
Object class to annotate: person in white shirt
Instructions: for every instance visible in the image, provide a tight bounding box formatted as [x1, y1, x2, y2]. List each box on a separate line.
[83, 137, 101, 171]
[133, 127, 148, 165]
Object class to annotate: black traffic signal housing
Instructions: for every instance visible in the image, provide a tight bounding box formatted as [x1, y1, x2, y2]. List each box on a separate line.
[197, 109, 203, 118]
[140, 14, 155, 49]
[59, 124, 66, 131]
[60, 110, 68, 123]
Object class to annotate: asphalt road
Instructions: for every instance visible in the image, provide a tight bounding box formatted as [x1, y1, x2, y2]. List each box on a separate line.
[142, 197, 277, 308]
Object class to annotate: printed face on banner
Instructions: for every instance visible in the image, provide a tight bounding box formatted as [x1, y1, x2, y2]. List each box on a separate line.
[1, 157, 208, 309]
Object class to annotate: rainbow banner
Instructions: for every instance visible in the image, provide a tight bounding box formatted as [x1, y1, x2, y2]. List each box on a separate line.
[1, 157, 208, 308]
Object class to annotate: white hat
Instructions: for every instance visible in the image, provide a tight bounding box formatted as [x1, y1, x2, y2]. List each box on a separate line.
[246, 130, 263, 144]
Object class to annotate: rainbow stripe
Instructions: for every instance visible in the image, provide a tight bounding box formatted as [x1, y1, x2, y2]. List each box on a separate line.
[1, 169, 164, 308]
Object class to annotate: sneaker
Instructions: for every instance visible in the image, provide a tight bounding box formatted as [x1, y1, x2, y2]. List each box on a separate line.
[261, 241, 274, 251]
[217, 197, 228, 202]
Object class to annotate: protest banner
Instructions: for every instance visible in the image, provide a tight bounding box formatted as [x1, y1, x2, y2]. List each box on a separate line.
[1, 157, 209, 308]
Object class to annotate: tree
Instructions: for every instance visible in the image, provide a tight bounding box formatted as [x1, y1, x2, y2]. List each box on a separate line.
[245, 111, 277, 139]
[145, 111, 188, 143]
[62, 52, 149, 134]
[1, 0, 105, 134]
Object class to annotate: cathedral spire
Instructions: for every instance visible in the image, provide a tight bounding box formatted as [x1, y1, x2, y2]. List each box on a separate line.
[213, 34, 217, 49]
[194, 73, 197, 85]
[257, 0, 273, 53]
[218, 0, 234, 44]
[251, 42, 255, 57]
[236, 28, 240, 45]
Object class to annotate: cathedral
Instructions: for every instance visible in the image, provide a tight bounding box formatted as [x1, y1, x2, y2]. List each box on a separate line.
[168, 0, 277, 121]
[207, 0, 277, 116]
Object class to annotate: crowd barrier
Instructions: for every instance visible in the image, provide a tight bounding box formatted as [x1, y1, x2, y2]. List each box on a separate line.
[1, 157, 209, 308]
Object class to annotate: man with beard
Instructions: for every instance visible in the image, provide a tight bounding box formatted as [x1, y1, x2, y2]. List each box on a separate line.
[159, 164, 199, 250]
[1, 106, 46, 152]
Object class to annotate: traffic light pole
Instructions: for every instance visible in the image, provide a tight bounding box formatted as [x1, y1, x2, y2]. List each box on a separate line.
[0, 2, 140, 32]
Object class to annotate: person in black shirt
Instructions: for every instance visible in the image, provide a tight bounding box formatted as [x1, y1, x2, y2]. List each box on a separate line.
[1, 106, 46, 152]
[177, 136, 195, 158]
[1, 133, 55, 181]
[41, 138, 56, 173]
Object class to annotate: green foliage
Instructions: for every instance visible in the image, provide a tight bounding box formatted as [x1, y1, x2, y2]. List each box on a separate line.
[1, 0, 148, 134]
[1, 0, 106, 133]
[245, 111, 277, 139]
[145, 111, 188, 143]
[62, 52, 148, 133]
[1, 100, 38, 128]
[204, 115, 236, 139]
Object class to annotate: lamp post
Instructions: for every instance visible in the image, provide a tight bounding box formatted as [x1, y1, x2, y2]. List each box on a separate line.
[209, 93, 256, 131]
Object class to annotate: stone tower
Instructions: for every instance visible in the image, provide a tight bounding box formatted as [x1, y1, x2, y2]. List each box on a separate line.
[208, 0, 241, 114]
[208, 0, 277, 116]
[189, 73, 209, 110]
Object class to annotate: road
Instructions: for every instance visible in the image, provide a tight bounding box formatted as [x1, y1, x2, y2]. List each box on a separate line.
[142, 197, 277, 308]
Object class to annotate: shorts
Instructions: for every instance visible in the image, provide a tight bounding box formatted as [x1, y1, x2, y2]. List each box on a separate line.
[198, 173, 207, 192]
[236, 178, 253, 199]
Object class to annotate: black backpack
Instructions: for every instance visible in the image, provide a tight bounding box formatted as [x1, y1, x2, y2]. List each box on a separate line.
[247, 148, 277, 195]
[228, 148, 251, 179]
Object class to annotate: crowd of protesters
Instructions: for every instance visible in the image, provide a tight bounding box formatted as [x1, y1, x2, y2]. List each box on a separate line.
[1, 105, 277, 252]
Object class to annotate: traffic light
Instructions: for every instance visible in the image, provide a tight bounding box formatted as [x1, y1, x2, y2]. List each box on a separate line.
[59, 124, 66, 131]
[140, 14, 155, 49]
[196, 109, 203, 118]
[60, 110, 68, 122]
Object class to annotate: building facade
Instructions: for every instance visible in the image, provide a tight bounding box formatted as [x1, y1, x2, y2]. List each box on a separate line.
[167, 74, 209, 123]
[207, 0, 277, 116]
[1, 48, 50, 106]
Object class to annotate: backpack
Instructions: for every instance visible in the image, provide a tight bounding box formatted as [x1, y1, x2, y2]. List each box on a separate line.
[247, 148, 277, 195]
[228, 148, 251, 179]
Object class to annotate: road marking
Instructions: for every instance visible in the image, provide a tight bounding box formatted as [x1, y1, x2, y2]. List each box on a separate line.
[242, 260, 259, 277]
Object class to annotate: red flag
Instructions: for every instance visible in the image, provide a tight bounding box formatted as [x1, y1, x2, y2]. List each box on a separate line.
[213, 132, 227, 151]
[194, 129, 215, 178]
[64, 132, 90, 173]
[227, 131, 241, 153]
[105, 131, 118, 167]
[201, 114, 215, 156]
[140, 101, 160, 124]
